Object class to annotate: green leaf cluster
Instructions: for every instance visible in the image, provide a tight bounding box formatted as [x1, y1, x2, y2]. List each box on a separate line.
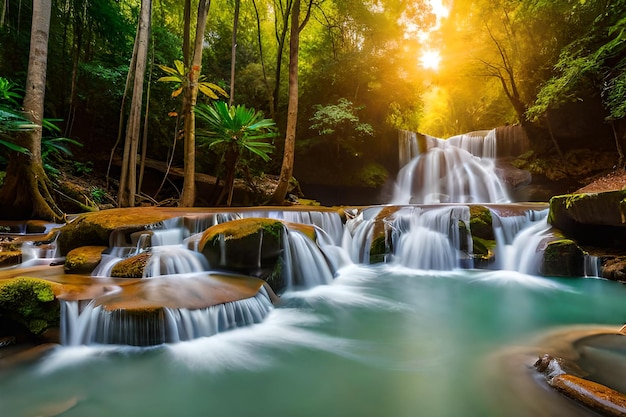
[158, 60, 228, 99]
[196, 101, 277, 161]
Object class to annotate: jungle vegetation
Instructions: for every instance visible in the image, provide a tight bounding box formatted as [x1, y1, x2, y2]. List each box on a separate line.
[0, 0, 624, 219]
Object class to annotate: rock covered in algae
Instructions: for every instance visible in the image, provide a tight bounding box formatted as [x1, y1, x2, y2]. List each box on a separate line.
[541, 239, 586, 277]
[198, 217, 316, 292]
[548, 190, 626, 248]
[369, 206, 400, 264]
[468, 205, 496, 267]
[110, 252, 152, 278]
[56, 207, 181, 255]
[64, 246, 107, 274]
[0, 277, 61, 336]
[199, 218, 286, 270]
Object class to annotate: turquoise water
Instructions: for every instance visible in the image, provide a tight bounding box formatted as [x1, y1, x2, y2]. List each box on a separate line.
[2, 264, 626, 417]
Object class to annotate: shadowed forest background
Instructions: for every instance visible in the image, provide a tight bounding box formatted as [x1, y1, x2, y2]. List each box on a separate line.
[0, 0, 625, 217]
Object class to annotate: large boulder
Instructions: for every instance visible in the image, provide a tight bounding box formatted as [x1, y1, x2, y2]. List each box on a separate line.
[541, 238, 587, 277]
[57, 208, 181, 255]
[548, 190, 626, 248]
[198, 217, 317, 292]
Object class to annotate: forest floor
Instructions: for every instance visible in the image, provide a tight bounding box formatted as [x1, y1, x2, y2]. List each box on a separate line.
[576, 168, 626, 193]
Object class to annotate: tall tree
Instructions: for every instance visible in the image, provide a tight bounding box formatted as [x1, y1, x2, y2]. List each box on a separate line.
[229, 0, 240, 105]
[0, 0, 63, 221]
[118, 0, 152, 207]
[270, 0, 312, 204]
[180, 0, 211, 207]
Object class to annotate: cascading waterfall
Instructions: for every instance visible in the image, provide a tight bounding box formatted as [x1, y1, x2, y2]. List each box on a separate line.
[239, 209, 345, 245]
[53, 125, 598, 348]
[281, 229, 335, 290]
[60, 286, 274, 346]
[393, 129, 509, 204]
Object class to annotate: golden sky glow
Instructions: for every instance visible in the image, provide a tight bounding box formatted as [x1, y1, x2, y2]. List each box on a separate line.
[418, 0, 450, 71]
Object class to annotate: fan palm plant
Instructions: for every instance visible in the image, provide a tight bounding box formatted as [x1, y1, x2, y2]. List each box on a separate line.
[196, 101, 277, 206]
[0, 77, 35, 155]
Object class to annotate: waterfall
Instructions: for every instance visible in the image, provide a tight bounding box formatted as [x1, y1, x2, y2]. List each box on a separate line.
[393, 129, 509, 204]
[343, 206, 472, 270]
[143, 246, 209, 277]
[239, 209, 345, 245]
[392, 206, 471, 270]
[281, 229, 335, 290]
[60, 287, 274, 346]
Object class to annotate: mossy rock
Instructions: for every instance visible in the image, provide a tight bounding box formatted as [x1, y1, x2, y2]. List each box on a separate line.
[0, 277, 61, 336]
[0, 251, 21, 268]
[111, 252, 152, 278]
[199, 218, 287, 274]
[548, 190, 626, 248]
[64, 246, 108, 274]
[471, 236, 496, 268]
[469, 205, 494, 240]
[541, 239, 586, 277]
[57, 208, 180, 255]
[369, 206, 400, 264]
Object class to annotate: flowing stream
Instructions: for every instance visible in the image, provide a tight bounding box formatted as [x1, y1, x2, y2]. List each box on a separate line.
[1, 129, 624, 416]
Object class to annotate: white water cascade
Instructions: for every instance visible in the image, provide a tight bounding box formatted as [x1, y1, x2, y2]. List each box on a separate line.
[60, 286, 274, 346]
[393, 129, 509, 204]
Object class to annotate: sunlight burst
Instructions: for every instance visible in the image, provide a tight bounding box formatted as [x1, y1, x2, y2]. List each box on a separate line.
[420, 49, 441, 71]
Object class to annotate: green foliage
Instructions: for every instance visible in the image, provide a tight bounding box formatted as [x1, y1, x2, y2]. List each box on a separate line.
[353, 163, 389, 188]
[90, 187, 107, 204]
[72, 161, 94, 176]
[309, 98, 374, 157]
[527, 0, 626, 122]
[196, 101, 277, 161]
[0, 278, 60, 335]
[41, 124, 83, 176]
[0, 77, 35, 149]
[158, 60, 229, 99]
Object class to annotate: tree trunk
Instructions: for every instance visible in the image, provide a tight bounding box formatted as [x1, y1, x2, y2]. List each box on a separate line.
[216, 147, 239, 206]
[272, 0, 292, 116]
[229, 0, 240, 106]
[270, 0, 300, 205]
[0, 0, 63, 222]
[118, 0, 152, 207]
[180, 0, 210, 207]
[252, 0, 274, 119]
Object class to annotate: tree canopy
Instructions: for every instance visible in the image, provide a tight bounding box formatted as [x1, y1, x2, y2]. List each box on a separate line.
[0, 0, 624, 213]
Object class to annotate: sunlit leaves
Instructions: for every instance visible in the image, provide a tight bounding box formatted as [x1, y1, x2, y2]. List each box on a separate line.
[157, 60, 228, 100]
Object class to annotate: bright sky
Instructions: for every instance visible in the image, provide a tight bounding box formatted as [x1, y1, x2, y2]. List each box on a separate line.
[419, 0, 450, 71]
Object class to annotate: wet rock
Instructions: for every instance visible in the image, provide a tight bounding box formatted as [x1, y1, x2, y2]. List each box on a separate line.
[541, 239, 586, 277]
[601, 257, 626, 282]
[64, 246, 107, 274]
[548, 190, 626, 248]
[199, 217, 286, 273]
[56, 207, 182, 255]
[110, 252, 152, 278]
[369, 206, 400, 264]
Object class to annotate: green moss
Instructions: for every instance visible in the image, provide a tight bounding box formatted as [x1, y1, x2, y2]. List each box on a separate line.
[469, 205, 494, 240]
[542, 239, 585, 276]
[369, 234, 388, 264]
[111, 253, 152, 278]
[0, 277, 60, 335]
